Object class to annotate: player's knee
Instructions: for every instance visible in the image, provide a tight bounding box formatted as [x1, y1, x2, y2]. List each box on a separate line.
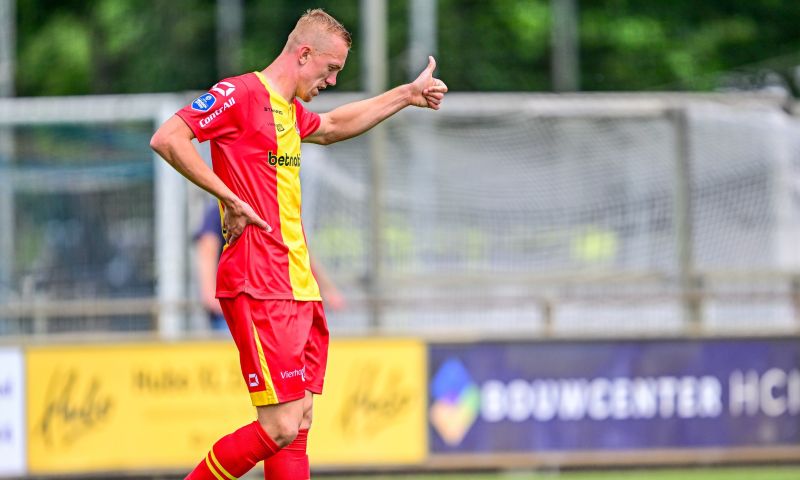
[301, 403, 313, 430]
[260, 415, 300, 448]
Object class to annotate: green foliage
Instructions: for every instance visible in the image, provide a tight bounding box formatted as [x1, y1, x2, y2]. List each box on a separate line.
[12, 0, 800, 95]
[438, 0, 551, 91]
[17, 0, 216, 95]
[580, 0, 800, 92]
[18, 14, 91, 95]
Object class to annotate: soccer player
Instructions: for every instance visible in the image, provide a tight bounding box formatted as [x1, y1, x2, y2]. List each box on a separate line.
[150, 8, 446, 480]
[194, 200, 347, 333]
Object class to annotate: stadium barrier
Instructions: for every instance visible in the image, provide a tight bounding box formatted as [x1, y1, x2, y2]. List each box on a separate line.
[1, 335, 799, 477]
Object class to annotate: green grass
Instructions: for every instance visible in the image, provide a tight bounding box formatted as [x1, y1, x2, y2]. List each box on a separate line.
[322, 466, 800, 480]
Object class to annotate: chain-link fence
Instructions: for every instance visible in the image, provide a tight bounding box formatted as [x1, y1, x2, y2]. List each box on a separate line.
[1, 92, 798, 338]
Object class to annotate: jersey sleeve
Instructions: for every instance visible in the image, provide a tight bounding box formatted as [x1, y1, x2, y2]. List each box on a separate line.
[294, 99, 321, 139]
[176, 77, 250, 143]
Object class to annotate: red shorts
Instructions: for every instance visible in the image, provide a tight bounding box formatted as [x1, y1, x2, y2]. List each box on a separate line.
[220, 294, 329, 406]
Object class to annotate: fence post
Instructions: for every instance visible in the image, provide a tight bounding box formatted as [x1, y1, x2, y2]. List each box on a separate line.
[154, 100, 188, 339]
[670, 108, 703, 334]
[362, 0, 388, 331]
[0, 0, 14, 310]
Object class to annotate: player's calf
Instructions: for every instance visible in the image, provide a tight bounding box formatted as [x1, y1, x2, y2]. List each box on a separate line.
[185, 421, 280, 480]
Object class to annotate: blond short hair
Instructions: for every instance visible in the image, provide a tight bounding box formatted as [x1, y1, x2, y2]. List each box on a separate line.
[286, 8, 352, 50]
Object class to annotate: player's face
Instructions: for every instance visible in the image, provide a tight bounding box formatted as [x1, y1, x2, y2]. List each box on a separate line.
[299, 34, 348, 102]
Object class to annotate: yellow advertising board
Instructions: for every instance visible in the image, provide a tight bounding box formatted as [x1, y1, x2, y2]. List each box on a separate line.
[26, 341, 253, 472]
[26, 338, 427, 473]
[309, 338, 427, 465]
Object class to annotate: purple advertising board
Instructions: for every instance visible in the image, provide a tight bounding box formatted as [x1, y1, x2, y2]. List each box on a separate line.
[428, 339, 800, 453]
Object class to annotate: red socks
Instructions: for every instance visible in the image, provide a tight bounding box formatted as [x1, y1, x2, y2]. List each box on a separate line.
[186, 421, 280, 480]
[263, 428, 310, 480]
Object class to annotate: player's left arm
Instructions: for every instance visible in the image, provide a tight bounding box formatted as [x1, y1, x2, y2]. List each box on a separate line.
[304, 56, 447, 145]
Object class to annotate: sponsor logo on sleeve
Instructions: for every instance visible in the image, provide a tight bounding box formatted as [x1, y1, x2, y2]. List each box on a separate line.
[191, 93, 216, 112]
[199, 97, 237, 128]
[212, 81, 236, 97]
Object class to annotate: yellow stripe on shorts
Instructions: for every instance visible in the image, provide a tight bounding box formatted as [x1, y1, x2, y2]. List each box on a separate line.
[251, 321, 278, 405]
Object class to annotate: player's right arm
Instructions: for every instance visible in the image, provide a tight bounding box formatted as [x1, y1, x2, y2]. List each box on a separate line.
[149, 116, 269, 243]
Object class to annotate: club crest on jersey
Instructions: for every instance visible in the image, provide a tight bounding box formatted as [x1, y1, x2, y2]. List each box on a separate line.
[191, 93, 216, 112]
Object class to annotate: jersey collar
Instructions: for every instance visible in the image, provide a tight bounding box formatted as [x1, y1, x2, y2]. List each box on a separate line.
[254, 71, 292, 108]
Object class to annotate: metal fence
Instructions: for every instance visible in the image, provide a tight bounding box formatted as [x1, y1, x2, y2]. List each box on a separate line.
[0, 92, 798, 340]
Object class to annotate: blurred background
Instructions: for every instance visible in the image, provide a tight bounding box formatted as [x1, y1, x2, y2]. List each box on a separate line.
[0, 0, 799, 479]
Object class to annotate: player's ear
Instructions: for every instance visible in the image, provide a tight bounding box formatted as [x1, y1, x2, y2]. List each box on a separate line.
[299, 45, 312, 65]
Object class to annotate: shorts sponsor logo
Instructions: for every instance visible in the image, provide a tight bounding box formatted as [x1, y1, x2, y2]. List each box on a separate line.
[191, 93, 216, 112]
[248, 373, 259, 387]
[280, 366, 306, 381]
[199, 97, 236, 128]
[267, 150, 301, 168]
[211, 81, 236, 97]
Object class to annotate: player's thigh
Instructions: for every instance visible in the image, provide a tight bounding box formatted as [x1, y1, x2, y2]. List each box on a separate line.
[221, 295, 314, 406]
[302, 301, 330, 395]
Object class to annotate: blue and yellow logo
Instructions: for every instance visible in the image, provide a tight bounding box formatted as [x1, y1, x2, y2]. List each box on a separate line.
[191, 93, 216, 112]
[429, 358, 480, 446]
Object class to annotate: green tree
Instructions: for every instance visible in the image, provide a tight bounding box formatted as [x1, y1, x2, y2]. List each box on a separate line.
[14, 0, 800, 96]
[580, 0, 800, 92]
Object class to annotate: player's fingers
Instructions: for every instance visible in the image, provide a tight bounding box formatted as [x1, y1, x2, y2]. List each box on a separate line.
[425, 97, 441, 108]
[423, 87, 447, 97]
[430, 80, 448, 92]
[250, 214, 272, 232]
[424, 91, 444, 101]
[225, 226, 239, 244]
[424, 56, 436, 74]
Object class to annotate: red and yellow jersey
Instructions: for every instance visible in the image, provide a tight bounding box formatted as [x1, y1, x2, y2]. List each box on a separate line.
[176, 72, 322, 301]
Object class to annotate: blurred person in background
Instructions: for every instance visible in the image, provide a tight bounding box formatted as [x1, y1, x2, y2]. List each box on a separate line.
[150, 8, 447, 480]
[194, 200, 347, 333]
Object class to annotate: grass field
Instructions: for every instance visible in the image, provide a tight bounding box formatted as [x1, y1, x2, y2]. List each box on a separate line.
[322, 466, 800, 480]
